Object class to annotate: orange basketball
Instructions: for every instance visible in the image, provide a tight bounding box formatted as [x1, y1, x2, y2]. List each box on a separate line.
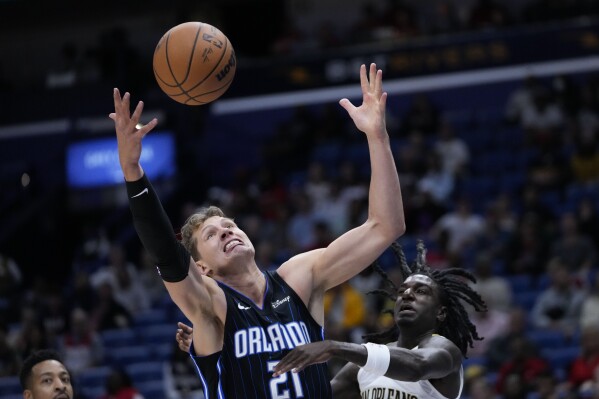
[153, 22, 236, 106]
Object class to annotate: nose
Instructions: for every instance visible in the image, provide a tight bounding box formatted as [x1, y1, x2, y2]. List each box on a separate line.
[220, 229, 233, 239]
[401, 287, 415, 300]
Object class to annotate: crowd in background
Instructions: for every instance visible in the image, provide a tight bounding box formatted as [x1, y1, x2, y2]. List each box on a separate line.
[1, 1, 599, 399]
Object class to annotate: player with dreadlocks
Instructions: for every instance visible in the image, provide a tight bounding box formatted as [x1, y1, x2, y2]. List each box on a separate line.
[272, 240, 487, 399]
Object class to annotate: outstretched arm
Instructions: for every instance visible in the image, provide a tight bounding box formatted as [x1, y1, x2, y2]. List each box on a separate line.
[273, 338, 461, 382]
[278, 64, 406, 314]
[110, 89, 224, 355]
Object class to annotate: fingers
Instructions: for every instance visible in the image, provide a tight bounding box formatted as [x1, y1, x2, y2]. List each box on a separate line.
[178, 322, 193, 333]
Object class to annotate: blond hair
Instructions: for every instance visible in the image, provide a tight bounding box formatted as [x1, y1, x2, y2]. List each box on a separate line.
[180, 206, 225, 260]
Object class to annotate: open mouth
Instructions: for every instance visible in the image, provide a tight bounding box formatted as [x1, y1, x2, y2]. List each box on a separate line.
[399, 304, 415, 313]
[224, 239, 243, 253]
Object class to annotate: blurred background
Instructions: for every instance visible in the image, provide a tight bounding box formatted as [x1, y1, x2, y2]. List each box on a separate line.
[2, 0, 599, 398]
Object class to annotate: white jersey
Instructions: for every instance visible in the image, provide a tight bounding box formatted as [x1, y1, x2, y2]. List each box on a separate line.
[357, 345, 463, 399]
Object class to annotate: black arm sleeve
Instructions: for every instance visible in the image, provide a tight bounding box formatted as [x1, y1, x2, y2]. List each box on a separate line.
[125, 174, 190, 282]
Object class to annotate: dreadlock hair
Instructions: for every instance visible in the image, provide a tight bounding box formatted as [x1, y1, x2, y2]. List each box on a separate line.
[364, 240, 487, 357]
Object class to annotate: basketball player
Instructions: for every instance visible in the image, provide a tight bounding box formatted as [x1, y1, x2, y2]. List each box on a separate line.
[272, 241, 487, 399]
[109, 63, 406, 398]
[20, 349, 73, 399]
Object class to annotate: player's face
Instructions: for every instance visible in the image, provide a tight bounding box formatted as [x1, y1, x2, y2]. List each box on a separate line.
[395, 274, 443, 327]
[25, 360, 72, 399]
[193, 216, 255, 273]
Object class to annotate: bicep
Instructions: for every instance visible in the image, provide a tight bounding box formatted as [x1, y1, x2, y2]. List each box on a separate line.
[331, 362, 361, 399]
[313, 222, 392, 290]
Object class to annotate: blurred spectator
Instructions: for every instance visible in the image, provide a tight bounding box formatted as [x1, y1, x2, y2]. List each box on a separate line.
[399, 93, 441, 137]
[551, 74, 581, 118]
[527, 149, 570, 192]
[137, 248, 167, 307]
[312, 179, 353, 237]
[255, 240, 279, 271]
[56, 307, 103, 375]
[495, 335, 550, 397]
[13, 307, 49, 360]
[570, 132, 599, 185]
[91, 282, 132, 331]
[466, 372, 499, 399]
[66, 270, 99, 313]
[163, 340, 203, 399]
[580, 273, 599, 330]
[286, 192, 317, 252]
[304, 220, 335, 251]
[530, 258, 586, 336]
[550, 212, 596, 275]
[39, 291, 68, 345]
[416, 153, 455, 207]
[470, 252, 513, 312]
[0, 322, 21, 377]
[520, 86, 566, 152]
[468, 305, 510, 357]
[505, 75, 543, 124]
[323, 281, 366, 342]
[430, 197, 486, 265]
[304, 161, 332, 206]
[379, 0, 419, 40]
[485, 306, 529, 371]
[467, 0, 511, 31]
[433, 120, 471, 177]
[505, 213, 550, 275]
[91, 244, 150, 315]
[575, 196, 599, 249]
[568, 325, 599, 391]
[101, 367, 145, 399]
[529, 370, 563, 399]
[0, 251, 23, 323]
[323, 280, 367, 377]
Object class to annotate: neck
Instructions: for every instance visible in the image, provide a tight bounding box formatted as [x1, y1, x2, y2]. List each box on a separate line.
[219, 266, 266, 304]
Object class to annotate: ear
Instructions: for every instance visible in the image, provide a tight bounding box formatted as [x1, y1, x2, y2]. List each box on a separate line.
[24, 389, 32, 399]
[437, 306, 447, 323]
[195, 260, 213, 277]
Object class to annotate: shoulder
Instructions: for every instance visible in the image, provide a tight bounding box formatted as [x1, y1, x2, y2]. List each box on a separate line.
[420, 335, 462, 359]
[276, 248, 325, 279]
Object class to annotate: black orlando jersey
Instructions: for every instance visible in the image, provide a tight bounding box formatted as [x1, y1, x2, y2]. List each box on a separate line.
[191, 270, 332, 399]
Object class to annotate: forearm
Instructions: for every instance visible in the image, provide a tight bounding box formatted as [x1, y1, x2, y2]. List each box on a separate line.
[126, 173, 189, 282]
[330, 341, 428, 382]
[366, 135, 405, 236]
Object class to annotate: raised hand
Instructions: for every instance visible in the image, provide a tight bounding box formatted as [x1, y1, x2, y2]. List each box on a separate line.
[272, 341, 334, 377]
[109, 88, 158, 181]
[339, 63, 387, 139]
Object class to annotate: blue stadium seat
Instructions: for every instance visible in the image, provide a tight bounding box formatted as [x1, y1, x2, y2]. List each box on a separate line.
[512, 290, 539, 311]
[138, 323, 176, 345]
[133, 309, 167, 327]
[106, 345, 151, 367]
[138, 379, 166, 399]
[527, 329, 567, 348]
[126, 361, 164, 384]
[100, 328, 138, 347]
[76, 366, 112, 389]
[542, 346, 580, 370]
[80, 386, 106, 399]
[153, 342, 174, 362]
[506, 274, 533, 291]
[0, 377, 20, 396]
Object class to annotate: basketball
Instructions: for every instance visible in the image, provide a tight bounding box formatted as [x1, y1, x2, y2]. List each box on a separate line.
[153, 22, 236, 106]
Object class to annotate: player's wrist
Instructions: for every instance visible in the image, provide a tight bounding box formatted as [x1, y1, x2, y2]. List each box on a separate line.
[122, 164, 144, 182]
